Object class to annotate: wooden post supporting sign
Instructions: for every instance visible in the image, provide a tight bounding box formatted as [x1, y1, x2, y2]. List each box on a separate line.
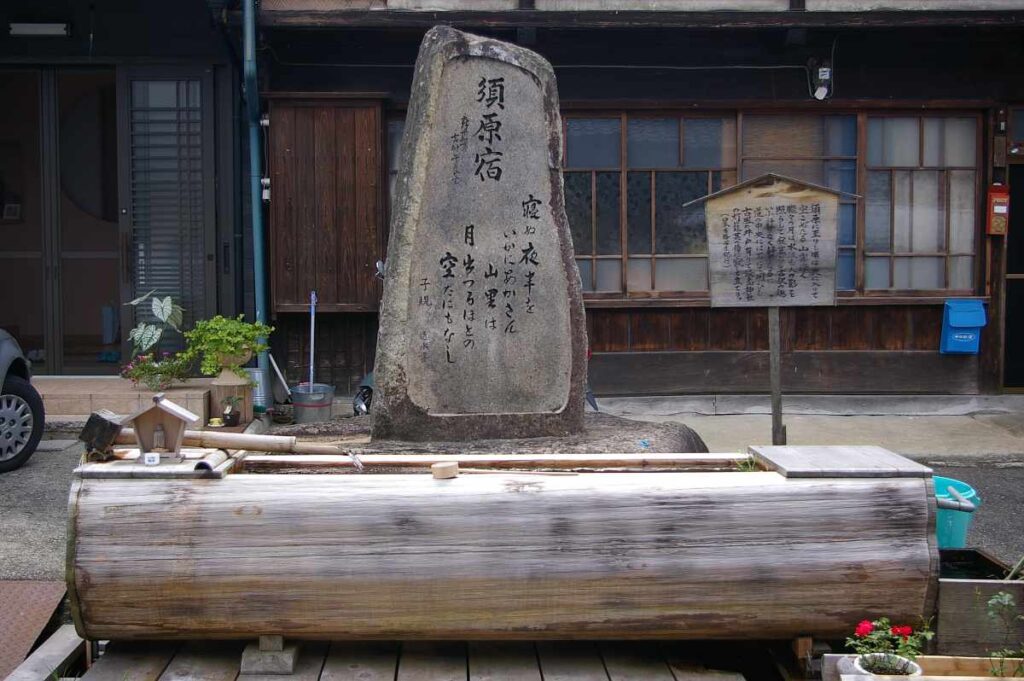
[768, 306, 786, 445]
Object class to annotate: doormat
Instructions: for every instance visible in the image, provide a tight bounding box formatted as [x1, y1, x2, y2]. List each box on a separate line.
[0, 580, 67, 679]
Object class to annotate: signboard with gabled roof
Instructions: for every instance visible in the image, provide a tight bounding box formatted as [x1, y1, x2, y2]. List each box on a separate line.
[123, 393, 199, 456]
[690, 173, 842, 308]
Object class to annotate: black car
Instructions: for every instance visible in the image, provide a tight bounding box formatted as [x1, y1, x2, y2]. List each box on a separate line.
[0, 329, 45, 472]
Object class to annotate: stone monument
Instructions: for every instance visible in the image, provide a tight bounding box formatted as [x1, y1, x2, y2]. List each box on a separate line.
[373, 26, 587, 441]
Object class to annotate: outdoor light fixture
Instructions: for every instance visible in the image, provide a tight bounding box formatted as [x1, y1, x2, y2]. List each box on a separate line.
[9, 22, 70, 37]
[808, 57, 832, 101]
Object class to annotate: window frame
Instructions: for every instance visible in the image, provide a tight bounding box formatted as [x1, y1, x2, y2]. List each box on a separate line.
[560, 107, 985, 305]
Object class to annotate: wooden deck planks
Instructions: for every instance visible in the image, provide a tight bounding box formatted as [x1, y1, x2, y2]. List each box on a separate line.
[396, 643, 466, 681]
[80, 641, 180, 681]
[320, 642, 399, 681]
[536, 642, 609, 681]
[468, 642, 541, 681]
[75, 641, 759, 681]
[3, 624, 84, 681]
[158, 641, 244, 681]
[600, 643, 675, 681]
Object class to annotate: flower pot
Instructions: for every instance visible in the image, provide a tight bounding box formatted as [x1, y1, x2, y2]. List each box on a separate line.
[211, 349, 253, 386]
[854, 653, 923, 676]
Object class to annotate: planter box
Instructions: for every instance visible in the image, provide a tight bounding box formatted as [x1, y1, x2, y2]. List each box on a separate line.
[938, 549, 1024, 656]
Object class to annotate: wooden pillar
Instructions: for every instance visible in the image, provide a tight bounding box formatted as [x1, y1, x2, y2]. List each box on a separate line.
[768, 306, 786, 446]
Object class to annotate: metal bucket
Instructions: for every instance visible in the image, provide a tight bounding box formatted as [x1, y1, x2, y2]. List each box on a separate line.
[292, 382, 335, 423]
[245, 368, 271, 412]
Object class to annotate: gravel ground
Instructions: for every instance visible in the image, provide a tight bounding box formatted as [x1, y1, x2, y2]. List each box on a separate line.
[0, 442, 82, 580]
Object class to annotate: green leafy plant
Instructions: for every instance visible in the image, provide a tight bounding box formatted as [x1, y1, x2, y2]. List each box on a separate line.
[124, 289, 184, 355]
[846, 617, 933, 675]
[736, 456, 760, 472]
[183, 315, 273, 377]
[120, 291, 191, 390]
[120, 352, 192, 391]
[986, 591, 1024, 677]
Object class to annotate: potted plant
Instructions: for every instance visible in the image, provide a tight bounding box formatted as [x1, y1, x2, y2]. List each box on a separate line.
[121, 291, 192, 391]
[221, 395, 242, 427]
[120, 351, 191, 392]
[183, 315, 273, 385]
[846, 618, 933, 676]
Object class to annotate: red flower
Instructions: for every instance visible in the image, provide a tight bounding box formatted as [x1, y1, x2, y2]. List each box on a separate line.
[855, 620, 874, 637]
[891, 625, 913, 639]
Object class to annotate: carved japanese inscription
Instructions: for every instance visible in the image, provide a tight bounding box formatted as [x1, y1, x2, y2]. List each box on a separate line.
[373, 26, 587, 441]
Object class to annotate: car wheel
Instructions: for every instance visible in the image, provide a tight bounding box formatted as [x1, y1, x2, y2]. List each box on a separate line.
[0, 375, 45, 473]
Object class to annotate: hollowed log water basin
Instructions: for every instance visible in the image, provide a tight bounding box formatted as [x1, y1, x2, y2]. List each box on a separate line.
[66, 445, 938, 642]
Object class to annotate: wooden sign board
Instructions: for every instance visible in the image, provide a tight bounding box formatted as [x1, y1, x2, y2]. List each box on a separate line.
[702, 174, 840, 308]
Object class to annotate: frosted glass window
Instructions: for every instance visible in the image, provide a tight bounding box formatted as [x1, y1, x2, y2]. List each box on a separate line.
[566, 119, 620, 168]
[865, 171, 891, 251]
[825, 116, 857, 156]
[685, 118, 734, 168]
[865, 257, 890, 289]
[563, 173, 592, 255]
[595, 172, 620, 255]
[893, 171, 912, 252]
[923, 117, 975, 167]
[628, 119, 678, 168]
[595, 259, 621, 292]
[627, 258, 653, 291]
[949, 170, 976, 254]
[950, 256, 974, 290]
[626, 172, 652, 254]
[839, 204, 856, 246]
[894, 257, 943, 289]
[837, 251, 855, 290]
[911, 171, 943, 253]
[826, 160, 856, 194]
[656, 258, 708, 291]
[655, 172, 708, 254]
[577, 259, 593, 292]
[868, 117, 919, 166]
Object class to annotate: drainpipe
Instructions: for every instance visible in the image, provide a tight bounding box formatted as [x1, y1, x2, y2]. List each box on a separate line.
[243, 0, 271, 403]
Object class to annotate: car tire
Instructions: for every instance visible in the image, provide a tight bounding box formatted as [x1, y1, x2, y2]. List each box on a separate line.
[0, 375, 45, 473]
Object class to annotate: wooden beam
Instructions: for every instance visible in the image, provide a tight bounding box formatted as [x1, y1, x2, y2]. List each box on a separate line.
[253, 10, 1024, 29]
[4, 625, 84, 681]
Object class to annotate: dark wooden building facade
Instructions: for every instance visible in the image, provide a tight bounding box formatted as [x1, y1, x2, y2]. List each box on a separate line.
[256, 2, 1024, 396]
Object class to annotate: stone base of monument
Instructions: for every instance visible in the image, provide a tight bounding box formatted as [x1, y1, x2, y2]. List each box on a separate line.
[269, 411, 708, 455]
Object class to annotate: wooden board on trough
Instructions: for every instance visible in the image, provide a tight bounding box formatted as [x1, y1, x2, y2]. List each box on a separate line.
[751, 445, 933, 478]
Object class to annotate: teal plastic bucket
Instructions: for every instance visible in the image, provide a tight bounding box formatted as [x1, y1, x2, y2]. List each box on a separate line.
[934, 476, 980, 549]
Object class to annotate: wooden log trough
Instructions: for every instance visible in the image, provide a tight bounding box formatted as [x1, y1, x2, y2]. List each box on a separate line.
[66, 445, 939, 642]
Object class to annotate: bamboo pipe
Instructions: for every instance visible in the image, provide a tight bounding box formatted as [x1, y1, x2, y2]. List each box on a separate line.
[114, 428, 364, 470]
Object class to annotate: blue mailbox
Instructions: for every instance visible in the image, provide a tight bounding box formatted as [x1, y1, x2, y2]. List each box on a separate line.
[940, 299, 986, 354]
